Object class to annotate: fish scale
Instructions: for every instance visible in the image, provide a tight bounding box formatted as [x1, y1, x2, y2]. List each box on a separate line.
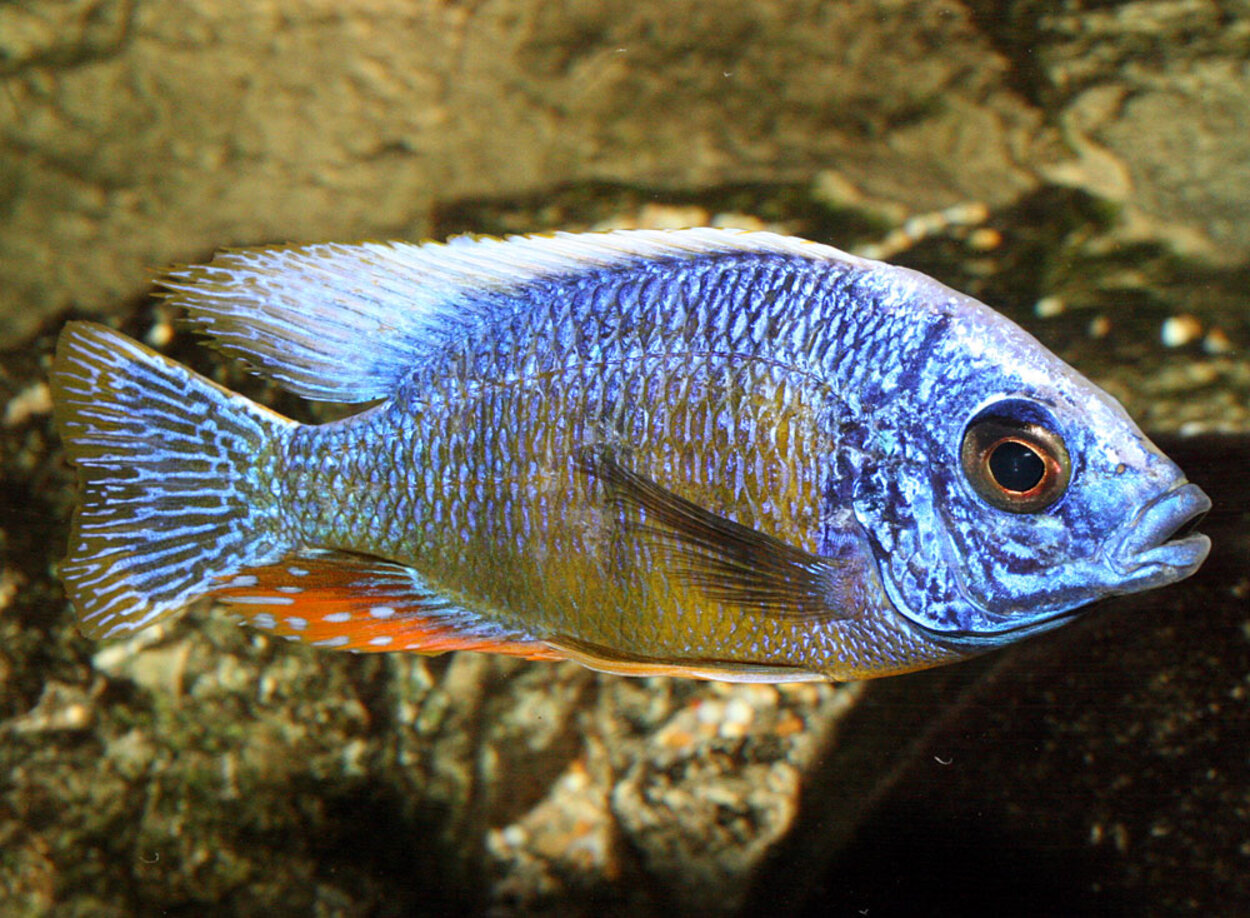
[50, 228, 1210, 681]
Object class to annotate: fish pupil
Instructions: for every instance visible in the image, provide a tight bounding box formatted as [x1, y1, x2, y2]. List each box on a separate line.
[989, 440, 1045, 493]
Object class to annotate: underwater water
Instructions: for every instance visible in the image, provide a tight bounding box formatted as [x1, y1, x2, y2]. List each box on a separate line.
[1, 2, 1247, 916]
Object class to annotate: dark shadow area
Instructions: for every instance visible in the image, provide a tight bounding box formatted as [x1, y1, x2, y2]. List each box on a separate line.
[798, 810, 1138, 917]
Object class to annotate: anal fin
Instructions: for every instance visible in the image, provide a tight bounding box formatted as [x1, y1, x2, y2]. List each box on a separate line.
[210, 549, 562, 660]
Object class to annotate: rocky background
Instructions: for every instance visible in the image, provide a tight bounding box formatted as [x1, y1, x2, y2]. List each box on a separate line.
[5, 0, 1250, 344]
[1, 1, 1248, 915]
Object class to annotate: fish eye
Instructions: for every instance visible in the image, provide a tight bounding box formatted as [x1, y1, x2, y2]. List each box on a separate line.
[960, 415, 1071, 513]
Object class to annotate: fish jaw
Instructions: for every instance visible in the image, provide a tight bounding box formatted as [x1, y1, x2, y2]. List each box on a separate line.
[900, 475, 1213, 648]
[1103, 480, 1212, 594]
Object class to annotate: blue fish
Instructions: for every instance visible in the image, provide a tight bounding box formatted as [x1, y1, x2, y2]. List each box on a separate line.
[51, 229, 1211, 681]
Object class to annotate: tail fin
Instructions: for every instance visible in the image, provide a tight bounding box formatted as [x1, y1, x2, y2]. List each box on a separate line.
[51, 322, 297, 639]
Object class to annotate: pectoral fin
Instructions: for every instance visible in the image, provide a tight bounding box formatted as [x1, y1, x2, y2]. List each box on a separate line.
[579, 450, 873, 623]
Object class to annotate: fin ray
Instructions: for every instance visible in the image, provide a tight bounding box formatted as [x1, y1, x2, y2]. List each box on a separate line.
[548, 636, 824, 683]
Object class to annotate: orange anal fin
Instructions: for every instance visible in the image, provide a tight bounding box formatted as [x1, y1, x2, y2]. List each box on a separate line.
[210, 550, 562, 660]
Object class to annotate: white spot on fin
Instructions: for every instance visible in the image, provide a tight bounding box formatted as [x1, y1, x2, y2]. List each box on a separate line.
[228, 595, 295, 606]
[312, 635, 351, 648]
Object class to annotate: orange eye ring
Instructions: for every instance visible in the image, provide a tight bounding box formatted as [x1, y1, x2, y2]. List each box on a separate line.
[960, 417, 1071, 513]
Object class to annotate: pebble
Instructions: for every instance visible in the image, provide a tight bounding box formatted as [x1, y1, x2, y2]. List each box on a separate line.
[812, 170, 865, 208]
[966, 227, 1002, 251]
[0, 569, 21, 613]
[711, 212, 769, 232]
[3, 382, 52, 427]
[1161, 314, 1203, 348]
[1203, 328, 1234, 355]
[146, 319, 175, 348]
[595, 203, 712, 231]
[774, 712, 806, 737]
[719, 696, 755, 739]
[499, 824, 527, 849]
[10, 682, 95, 734]
[942, 201, 990, 226]
[856, 200, 990, 260]
[1034, 295, 1066, 318]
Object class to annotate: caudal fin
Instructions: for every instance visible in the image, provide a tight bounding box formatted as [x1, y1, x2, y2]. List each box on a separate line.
[51, 322, 296, 639]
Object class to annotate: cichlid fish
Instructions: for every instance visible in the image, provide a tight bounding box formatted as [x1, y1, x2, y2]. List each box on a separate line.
[51, 229, 1211, 681]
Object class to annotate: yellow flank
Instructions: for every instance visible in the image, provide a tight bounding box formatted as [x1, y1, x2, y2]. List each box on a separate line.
[353, 354, 856, 676]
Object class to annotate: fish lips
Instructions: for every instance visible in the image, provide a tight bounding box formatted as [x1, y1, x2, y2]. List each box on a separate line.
[1106, 480, 1212, 591]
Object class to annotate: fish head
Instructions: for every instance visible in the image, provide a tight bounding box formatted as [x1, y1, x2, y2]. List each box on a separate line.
[859, 300, 1211, 647]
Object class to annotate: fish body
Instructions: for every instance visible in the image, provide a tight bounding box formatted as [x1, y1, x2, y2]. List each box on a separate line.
[51, 229, 1211, 681]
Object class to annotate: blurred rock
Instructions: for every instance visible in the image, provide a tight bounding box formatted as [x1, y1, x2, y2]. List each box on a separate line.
[1, 0, 1051, 342]
[7, 2, 1250, 343]
[390, 658, 858, 915]
[977, 0, 1250, 262]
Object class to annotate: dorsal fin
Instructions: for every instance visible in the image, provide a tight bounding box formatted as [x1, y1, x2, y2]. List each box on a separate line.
[160, 229, 870, 403]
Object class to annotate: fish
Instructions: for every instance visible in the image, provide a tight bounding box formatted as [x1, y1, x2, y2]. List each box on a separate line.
[50, 228, 1212, 682]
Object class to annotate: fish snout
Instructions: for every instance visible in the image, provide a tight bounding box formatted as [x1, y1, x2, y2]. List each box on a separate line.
[1108, 481, 1212, 587]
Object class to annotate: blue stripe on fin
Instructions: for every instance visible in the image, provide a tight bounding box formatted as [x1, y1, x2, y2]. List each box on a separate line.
[51, 322, 297, 639]
[159, 228, 871, 403]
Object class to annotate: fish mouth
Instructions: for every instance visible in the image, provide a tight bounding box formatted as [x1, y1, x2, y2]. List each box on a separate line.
[1108, 480, 1212, 590]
